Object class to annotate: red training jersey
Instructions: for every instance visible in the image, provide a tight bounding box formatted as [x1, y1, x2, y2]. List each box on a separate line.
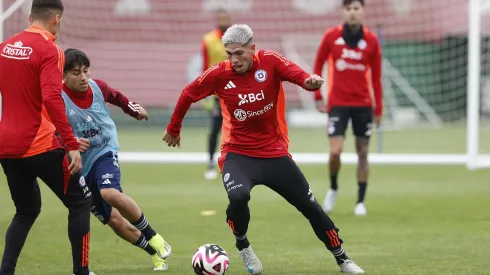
[313, 24, 383, 116]
[62, 79, 141, 118]
[0, 26, 78, 158]
[167, 50, 314, 170]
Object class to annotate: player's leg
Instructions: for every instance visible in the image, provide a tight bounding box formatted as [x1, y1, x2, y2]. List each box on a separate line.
[205, 97, 222, 180]
[106, 208, 168, 271]
[95, 153, 171, 260]
[324, 106, 349, 212]
[0, 159, 41, 275]
[34, 149, 92, 275]
[221, 153, 263, 275]
[107, 208, 150, 251]
[351, 107, 373, 216]
[99, 188, 172, 261]
[263, 157, 364, 274]
[85, 170, 166, 272]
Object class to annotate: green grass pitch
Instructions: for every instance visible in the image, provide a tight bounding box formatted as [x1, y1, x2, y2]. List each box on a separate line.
[0, 127, 489, 274]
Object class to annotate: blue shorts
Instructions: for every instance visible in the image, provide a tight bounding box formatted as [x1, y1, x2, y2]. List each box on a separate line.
[85, 151, 122, 224]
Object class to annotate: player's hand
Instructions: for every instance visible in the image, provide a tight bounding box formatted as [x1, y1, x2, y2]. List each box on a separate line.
[77, 137, 90, 153]
[67, 150, 82, 175]
[315, 100, 327, 113]
[162, 130, 181, 148]
[374, 116, 382, 128]
[136, 106, 148, 121]
[305, 74, 324, 90]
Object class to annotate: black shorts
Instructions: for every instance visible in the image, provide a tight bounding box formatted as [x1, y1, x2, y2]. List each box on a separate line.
[222, 152, 319, 208]
[0, 149, 92, 212]
[327, 106, 373, 138]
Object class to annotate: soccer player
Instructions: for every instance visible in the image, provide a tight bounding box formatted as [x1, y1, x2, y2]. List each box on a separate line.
[0, 1, 93, 275]
[163, 24, 365, 274]
[313, 0, 383, 216]
[61, 49, 171, 271]
[201, 9, 231, 180]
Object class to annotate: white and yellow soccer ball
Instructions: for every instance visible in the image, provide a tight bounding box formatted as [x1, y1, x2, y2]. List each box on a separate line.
[192, 244, 229, 275]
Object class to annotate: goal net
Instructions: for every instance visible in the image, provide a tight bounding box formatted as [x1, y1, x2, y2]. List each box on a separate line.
[1, 0, 488, 168]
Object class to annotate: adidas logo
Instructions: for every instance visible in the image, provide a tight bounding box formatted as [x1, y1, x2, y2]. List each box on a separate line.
[68, 109, 75, 116]
[224, 80, 236, 89]
[334, 37, 345, 45]
[102, 179, 111, 185]
[86, 116, 92, 122]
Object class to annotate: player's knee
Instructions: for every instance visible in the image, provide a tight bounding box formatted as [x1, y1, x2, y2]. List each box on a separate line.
[79, 195, 92, 212]
[15, 206, 41, 221]
[100, 188, 122, 206]
[357, 152, 368, 164]
[65, 196, 92, 220]
[330, 147, 342, 157]
[301, 201, 326, 220]
[356, 145, 368, 160]
[228, 190, 250, 206]
[329, 139, 344, 156]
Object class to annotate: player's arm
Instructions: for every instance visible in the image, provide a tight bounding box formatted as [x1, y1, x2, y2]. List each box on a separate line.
[370, 38, 383, 119]
[166, 66, 218, 137]
[93, 79, 144, 119]
[41, 45, 79, 151]
[312, 31, 331, 101]
[265, 51, 319, 91]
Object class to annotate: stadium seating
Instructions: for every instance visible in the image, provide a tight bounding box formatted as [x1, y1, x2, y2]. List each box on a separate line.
[3, 0, 469, 107]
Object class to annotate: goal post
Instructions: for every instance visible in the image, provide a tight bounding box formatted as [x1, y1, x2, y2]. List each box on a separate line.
[467, 0, 481, 169]
[466, 0, 490, 170]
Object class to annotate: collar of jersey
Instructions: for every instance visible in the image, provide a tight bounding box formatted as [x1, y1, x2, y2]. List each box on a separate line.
[25, 25, 56, 41]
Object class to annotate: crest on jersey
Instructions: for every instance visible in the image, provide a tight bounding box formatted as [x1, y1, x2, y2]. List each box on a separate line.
[79, 176, 86, 188]
[358, 39, 367, 50]
[254, 70, 267, 82]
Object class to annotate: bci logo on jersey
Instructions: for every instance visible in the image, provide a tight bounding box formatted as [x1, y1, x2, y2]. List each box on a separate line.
[341, 48, 362, 60]
[82, 127, 103, 138]
[1, 41, 33, 60]
[238, 90, 265, 106]
[76, 122, 103, 138]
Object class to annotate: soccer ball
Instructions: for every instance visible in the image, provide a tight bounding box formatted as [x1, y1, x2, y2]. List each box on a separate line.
[192, 244, 229, 275]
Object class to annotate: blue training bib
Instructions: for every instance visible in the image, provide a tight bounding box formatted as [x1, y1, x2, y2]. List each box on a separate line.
[62, 79, 120, 177]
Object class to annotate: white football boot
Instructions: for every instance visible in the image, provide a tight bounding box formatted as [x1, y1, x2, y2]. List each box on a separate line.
[323, 189, 338, 212]
[339, 259, 365, 274]
[354, 202, 367, 216]
[239, 246, 263, 275]
[204, 169, 218, 180]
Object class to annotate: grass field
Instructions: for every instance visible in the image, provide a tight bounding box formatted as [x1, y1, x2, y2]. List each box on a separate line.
[0, 127, 489, 274]
[114, 125, 488, 154]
